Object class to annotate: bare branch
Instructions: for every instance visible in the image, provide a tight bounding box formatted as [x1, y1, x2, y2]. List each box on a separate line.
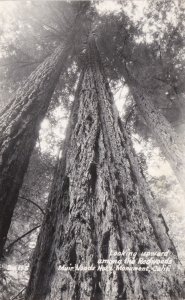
[124, 104, 136, 128]
[5, 225, 41, 253]
[153, 76, 168, 84]
[11, 287, 26, 300]
[19, 195, 45, 215]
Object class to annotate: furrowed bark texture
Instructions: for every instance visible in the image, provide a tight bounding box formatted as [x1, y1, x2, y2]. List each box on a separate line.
[0, 44, 68, 258]
[25, 38, 184, 300]
[25, 71, 84, 300]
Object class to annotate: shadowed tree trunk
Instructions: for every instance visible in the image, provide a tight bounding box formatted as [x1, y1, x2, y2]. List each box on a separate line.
[0, 43, 69, 259]
[25, 36, 184, 300]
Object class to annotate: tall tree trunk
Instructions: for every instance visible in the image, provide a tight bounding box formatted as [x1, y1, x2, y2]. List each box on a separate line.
[133, 87, 185, 190]
[25, 37, 184, 300]
[0, 43, 69, 259]
[123, 66, 185, 192]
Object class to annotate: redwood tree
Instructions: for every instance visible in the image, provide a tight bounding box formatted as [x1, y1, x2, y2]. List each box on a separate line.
[97, 12, 185, 192]
[25, 36, 184, 300]
[0, 1, 92, 259]
[0, 43, 69, 259]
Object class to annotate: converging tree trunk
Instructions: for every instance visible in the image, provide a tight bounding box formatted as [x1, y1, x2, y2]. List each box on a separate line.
[25, 36, 184, 300]
[0, 43, 69, 259]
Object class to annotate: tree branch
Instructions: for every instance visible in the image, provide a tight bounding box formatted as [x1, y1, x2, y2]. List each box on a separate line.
[153, 76, 168, 84]
[19, 195, 45, 215]
[11, 287, 26, 300]
[0, 60, 39, 68]
[5, 225, 41, 253]
[124, 104, 136, 128]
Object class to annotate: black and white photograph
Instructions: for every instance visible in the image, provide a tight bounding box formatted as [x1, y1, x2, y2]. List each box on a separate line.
[0, 0, 185, 299]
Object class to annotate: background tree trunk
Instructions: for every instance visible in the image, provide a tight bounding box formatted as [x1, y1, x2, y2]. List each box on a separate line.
[0, 44, 69, 259]
[131, 86, 185, 191]
[123, 67, 185, 192]
[25, 37, 184, 300]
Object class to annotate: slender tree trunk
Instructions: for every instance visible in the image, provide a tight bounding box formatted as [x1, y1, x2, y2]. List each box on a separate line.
[132, 86, 185, 190]
[122, 66, 185, 192]
[0, 43, 69, 259]
[25, 37, 184, 300]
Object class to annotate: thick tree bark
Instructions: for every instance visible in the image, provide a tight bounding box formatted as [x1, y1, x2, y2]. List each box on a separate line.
[0, 43, 69, 259]
[25, 37, 184, 300]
